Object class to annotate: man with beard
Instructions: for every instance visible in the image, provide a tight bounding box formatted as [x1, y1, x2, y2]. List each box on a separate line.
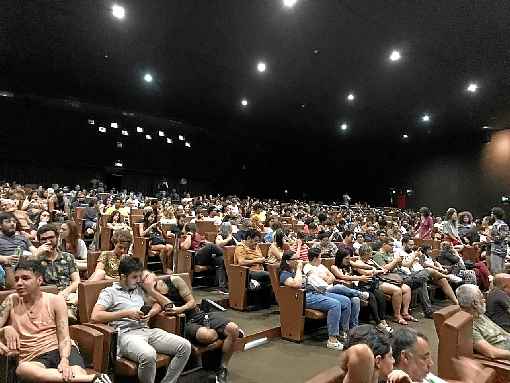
[0, 212, 37, 287]
[457, 284, 510, 359]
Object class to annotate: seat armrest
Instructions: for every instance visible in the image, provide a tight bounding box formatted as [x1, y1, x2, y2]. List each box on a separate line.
[278, 286, 305, 312]
[150, 313, 179, 334]
[84, 323, 117, 373]
[69, 324, 104, 372]
[228, 265, 250, 310]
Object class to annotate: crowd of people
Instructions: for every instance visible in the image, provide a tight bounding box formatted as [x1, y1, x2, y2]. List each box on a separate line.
[0, 181, 509, 382]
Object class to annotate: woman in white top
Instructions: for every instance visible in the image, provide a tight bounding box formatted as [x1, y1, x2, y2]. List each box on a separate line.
[59, 220, 88, 271]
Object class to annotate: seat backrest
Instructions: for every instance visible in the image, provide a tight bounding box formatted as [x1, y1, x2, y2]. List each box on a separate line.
[78, 279, 115, 323]
[438, 311, 474, 379]
[204, 231, 217, 243]
[267, 263, 282, 304]
[129, 214, 143, 227]
[223, 246, 236, 273]
[87, 250, 102, 277]
[321, 258, 335, 270]
[130, 209, 144, 216]
[75, 207, 86, 220]
[196, 221, 217, 235]
[0, 285, 59, 303]
[461, 247, 480, 262]
[433, 304, 461, 335]
[294, 223, 305, 233]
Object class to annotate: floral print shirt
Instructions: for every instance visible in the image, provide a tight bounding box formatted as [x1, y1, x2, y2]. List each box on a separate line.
[39, 251, 77, 290]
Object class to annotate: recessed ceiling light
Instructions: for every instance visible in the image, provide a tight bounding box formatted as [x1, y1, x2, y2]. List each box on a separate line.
[121, 130, 129, 136]
[241, 99, 248, 107]
[166, 138, 172, 144]
[482, 126, 490, 129]
[340, 122, 348, 131]
[116, 142, 123, 148]
[389, 50, 401, 62]
[257, 62, 267, 73]
[347, 93, 355, 102]
[98, 127, 106, 133]
[158, 130, 165, 137]
[145, 134, 152, 140]
[88, 119, 95, 125]
[283, 0, 298, 8]
[114, 161, 123, 167]
[467, 82, 479, 93]
[0, 91, 14, 97]
[402, 134, 409, 139]
[313, 49, 320, 55]
[144, 73, 153, 83]
[136, 126, 143, 133]
[111, 4, 125, 20]
[178, 135, 185, 141]
[185, 142, 191, 147]
[421, 114, 431, 122]
[111, 122, 118, 128]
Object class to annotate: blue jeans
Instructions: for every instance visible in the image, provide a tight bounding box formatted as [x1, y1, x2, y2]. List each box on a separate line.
[306, 291, 351, 336]
[327, 284, 362, 327]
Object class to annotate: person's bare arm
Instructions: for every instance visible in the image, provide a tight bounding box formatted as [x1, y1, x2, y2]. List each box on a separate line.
[283, 261, 304, 288]
[54, 294, 72, 380]
[401, 252, 416, 268]
[474, 339, 510, 360]
[0, 295, 13, 328]
[61, 271, 80, 297]
[180, 234, 192, 250]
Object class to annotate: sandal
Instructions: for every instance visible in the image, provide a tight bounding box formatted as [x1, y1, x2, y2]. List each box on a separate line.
[393, 317, 408, 325]
[402, 314, 419, 322]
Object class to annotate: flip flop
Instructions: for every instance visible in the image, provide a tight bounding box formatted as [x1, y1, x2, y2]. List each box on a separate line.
[393, 318, 408, 325]
[402, 315, 419, 322]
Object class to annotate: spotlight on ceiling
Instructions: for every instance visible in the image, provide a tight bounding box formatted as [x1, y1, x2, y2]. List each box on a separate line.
[482, 126, 490, 129]
[241, 98, 248, 107]
[257, 62, 267, 73]
[347, 93, 355, 102]
[402, 134, 409, 139]
[158, 131, 165, 137]
[0, 91, 14, 97]
[121, 130, 129, 136]
[145, 134, 152, 140]
[340, 122, 348, 131]
[178, 135, 185, 141]
[389, 50, 401, 62]
[98, 127, 106, 133]
[136, 126, 143, 133]
[166, 138, 173, 144]
[144, 73, 153, 83]
[114, 161, 123, 167]
[116, 142, 123, 148]
[283, 0, 298, 8]
[421, 114, 431, 122]
[185, 142, 191, 148]
[111, 122, 118, 128]
[467, 82, 479, 93]
[111, 4, 125, 20]
[88, 119, 95, 125]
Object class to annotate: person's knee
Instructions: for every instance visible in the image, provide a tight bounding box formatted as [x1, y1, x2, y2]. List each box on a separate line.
[177, 338, 192, 358]
[351, 297, 360, 308]
[16, 363, 44, 380]
[138, 347, 157, 365]
[196, 327, 219, 344]
[224, 322, 240, 338]
[402, 284, 411, 293]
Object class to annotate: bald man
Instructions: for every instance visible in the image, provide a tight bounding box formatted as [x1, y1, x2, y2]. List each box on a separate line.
[487, 274, 510, 332]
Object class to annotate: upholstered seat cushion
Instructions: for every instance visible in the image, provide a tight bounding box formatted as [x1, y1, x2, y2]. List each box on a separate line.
[115, 354, 171, 376]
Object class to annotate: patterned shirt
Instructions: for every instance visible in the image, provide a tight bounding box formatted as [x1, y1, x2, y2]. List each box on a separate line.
[38, 251, 77, 290]
[473, 313, 510, 352]
[491, 219, 509, 258]
[97, 251, 124, 278]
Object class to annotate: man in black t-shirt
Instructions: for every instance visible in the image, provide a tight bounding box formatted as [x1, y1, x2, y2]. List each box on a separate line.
[487, 274, 510, 332]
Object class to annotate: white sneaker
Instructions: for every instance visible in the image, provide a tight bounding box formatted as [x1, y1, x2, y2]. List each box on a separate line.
[327, 340, 344, 350]
[360, 291, 370, 301]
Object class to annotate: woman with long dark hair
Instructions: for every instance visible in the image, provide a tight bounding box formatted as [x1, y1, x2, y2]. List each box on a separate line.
[267, 228, 285, 264]
[141, 210, 173, 274]
[59, 220, 87, 271]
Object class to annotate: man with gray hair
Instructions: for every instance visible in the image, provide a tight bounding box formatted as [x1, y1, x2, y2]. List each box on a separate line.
[456, 284, 510, 359]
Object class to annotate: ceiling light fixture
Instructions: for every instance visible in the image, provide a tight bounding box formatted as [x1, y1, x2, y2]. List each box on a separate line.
[421, 114, 431, 122]
[144, 73, 153, 83]
[121, 130, 129, 136]
[158, 131, 165, 137]
[340, 122, 348, 131]
[136, 126, 143, 133]
[257, 62, 267, 73]
[389, 50, 401, 62]
[467, 82, 479, 93]
[166, 138, 173, 144]
[347, 93, 355, 102]
[114, 161, 123, 167]
[482, 126, 490, 129]
[403, 134, 409, 139]
[111, 4, 125, 20]
[178, 135, 185, 141]
[185, 142, 191, 148]
[88, 119, 95, 125]
[283, 0, 298, 8]
[98, 127, 106, 133]
[111, 122, 118, 128]
[145, 134, 152, 140]
[241, 98, 248, 107]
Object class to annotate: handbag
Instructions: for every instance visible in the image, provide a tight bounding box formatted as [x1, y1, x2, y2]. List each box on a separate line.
[370, 259, 404, 286]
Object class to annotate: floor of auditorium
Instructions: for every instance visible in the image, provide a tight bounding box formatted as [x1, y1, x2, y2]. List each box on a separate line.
[193, 289, 443, 383]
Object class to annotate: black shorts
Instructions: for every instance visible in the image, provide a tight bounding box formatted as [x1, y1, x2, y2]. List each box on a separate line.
[31, 346, 85, 369]
[184, 312, 230, 342]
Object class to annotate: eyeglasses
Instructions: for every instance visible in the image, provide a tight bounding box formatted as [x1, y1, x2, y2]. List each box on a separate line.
[40, 235, 56, 240]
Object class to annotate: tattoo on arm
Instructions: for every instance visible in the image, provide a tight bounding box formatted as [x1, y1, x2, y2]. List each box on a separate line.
[0, 297, 12, 327]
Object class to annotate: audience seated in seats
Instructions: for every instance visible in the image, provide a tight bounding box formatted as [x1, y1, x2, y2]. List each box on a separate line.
[437, 241, 476, 284]
[59, 220, 88, 272]
[106, 210, 130, 232]
[141, 210, 173, 274]
[160, 207, 177, 225]
[88, 228, 132, 281]
[311, 231, 338, 257]
[34, 224, 81, 322]
[458, 211, 475, 244]
[456, 283, 510, 359]
[202, 206, 223, 226]
[145, 271, 242, 383]
[90, 257, 191, 383]
[352, 233, 365, 253]
[416, 207, 434, 240]
[263, 216, 281, 243]
[215, 222, 238, 247]
[487, 273, 510, 332]
[331, 248, 391, 333]
[304, 247, 364, 329]
[266, 228, 286, 264]
[352, 243, 413, 326]
[489, 207, 509, 275]
[336, 230, 355, 257]
[279, 250, 349, 350]
[234, 229, 272, 298]
[181, 223, 227, 293]
[397, 236, 458, 311]
[0, 259, 111, 383]
[290, 231, 310, 261]
[35, 209, 52, 229]
[0, 211, 37, 288]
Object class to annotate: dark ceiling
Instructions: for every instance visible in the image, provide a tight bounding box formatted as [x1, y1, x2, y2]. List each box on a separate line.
[2, 0, 510, 144]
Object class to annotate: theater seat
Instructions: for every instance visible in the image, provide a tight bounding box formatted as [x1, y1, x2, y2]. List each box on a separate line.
[305, 309, 326, 320]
